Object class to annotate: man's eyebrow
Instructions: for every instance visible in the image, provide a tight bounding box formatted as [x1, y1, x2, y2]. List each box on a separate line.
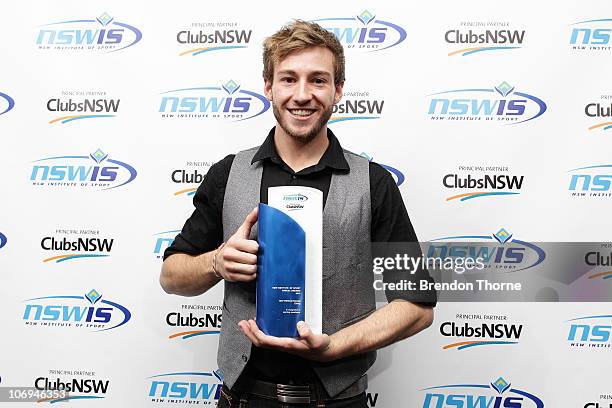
[309, 71, 332, 78]
[276, 70, 297, 76]
[276, 70, 332, 77]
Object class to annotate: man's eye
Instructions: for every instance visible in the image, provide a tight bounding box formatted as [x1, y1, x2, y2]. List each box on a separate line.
[281, 77, 295, 83]
[314, 78, 326, 84]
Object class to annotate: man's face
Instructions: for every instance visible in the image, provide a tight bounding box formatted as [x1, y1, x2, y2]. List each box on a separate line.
[264, 46, 343, 144]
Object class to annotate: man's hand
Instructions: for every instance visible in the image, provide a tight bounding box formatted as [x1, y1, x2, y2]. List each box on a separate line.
[238, 319, 334, 362]
[217, 207, 259, 282]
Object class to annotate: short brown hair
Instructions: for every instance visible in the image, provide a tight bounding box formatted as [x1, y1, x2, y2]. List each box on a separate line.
[263, 20, 345, 85]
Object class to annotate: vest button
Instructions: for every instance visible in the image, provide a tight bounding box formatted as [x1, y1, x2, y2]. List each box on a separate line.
[241, 354, 248, 362]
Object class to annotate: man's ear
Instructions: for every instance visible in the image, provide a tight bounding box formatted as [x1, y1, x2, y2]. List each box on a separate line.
[264, 79, 273, 101]
[334, 81, 344, 104]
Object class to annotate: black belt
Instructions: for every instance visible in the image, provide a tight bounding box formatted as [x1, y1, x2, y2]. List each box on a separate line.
[233, 377, 317, 404]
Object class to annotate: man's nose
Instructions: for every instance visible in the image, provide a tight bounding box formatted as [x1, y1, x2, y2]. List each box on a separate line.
[292, 80, 312, 104]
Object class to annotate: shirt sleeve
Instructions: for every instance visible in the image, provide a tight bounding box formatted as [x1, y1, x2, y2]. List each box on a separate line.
[163, 155, 235, 260]
[369, 162, 437, 307]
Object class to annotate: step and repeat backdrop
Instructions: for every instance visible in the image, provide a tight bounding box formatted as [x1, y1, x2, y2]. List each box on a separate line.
[1, 0, 611, 406]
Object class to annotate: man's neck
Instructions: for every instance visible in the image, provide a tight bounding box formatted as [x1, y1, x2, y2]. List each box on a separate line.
[273, 126, 330, 173]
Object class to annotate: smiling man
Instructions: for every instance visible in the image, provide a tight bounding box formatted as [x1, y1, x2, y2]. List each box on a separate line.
[160, 20, 435, 407]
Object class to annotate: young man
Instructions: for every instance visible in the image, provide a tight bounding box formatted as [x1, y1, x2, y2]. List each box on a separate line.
[160, 20, 434, 407]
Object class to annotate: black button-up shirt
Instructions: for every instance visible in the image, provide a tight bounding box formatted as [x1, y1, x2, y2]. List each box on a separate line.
[164, 127, 430, 383]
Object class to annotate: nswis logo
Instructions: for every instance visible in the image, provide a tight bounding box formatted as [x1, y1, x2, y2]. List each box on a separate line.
[154, 230, 179, 260]
[23, 289, 131, 332]
[567, 314, 612, 350]
[41, 228, 113, 264]
[159, 80, 269, 121]
[330, 90, 384, 124]
[47, 90, 120, 125]
[444, 165, 524, 203]
[166, 304, 222, 340]
[30, 149, 137, 190]
[428, 228, 545, 272]
[36, 12, 142, 53]
[312, 10, 406, 51]
[35, 370, 109, 403]
[585, 94, 612, 132]
[421, 377, 544, 408]
[440, 313, 523, 351]
[0, 91, 15, 116]
[147, 370, 223, 404]
[283, 193, 308, 211]
[569, 19, 612, 52]
[446, 21, 526, 57]
[360, 153, 405, 186]
[177, 21, 252, 57]
[428, 81, 546, 124]
[0, 232, 7, 250]
[568, 165, 612, 199]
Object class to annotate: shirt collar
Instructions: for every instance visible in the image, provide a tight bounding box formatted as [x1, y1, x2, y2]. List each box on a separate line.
[251, 127, 349, 171]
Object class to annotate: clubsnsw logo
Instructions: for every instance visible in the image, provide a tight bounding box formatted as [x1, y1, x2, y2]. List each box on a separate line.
[585, 243, 612, 281]
[583, 394, 612, 408]
[586, 94, 612, 132]
[330, 90, 384, 124]
[166, 304, 222, 340]
[445, 21, 525, 57]
[172, 161, 213, 197]
[41, 228, 113, 263]
[34, 369, 109, 403]
[443, 164, 524, 203]
[47, 90, 120, 124]
[177, 21, 252, 57]
[440, 312, 523, 350]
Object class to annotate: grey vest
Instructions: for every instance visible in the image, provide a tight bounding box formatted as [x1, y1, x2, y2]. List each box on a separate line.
[218, 147, 375, 398]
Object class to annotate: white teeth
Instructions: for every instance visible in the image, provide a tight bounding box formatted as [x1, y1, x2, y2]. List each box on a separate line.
[289, 109, 314, 117]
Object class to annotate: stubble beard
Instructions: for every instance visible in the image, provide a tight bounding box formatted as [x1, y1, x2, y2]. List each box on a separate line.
[273, 104, 333, 145]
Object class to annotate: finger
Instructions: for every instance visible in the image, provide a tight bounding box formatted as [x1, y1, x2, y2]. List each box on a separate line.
[224, 244, 258, 262]
[239, 321, 261, 346]
[247, 320, 306, 350]
[225, 272, 257, 282]
[236, 207, 259, 239]
[232, 238, 259, 255]
[224, 261, 257, 275]
[297, 321, 329, 350]
[296, 321, 316, 348]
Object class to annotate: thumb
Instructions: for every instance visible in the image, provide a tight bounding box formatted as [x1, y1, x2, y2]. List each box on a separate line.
[296, 321, 319, 348]
[236, 206, 258, 239]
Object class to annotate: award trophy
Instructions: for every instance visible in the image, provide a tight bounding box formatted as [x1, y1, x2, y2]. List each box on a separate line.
[256, 186, 323, 338]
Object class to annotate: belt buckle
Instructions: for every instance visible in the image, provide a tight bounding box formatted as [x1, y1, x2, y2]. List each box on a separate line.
[276, 384, 311, 404]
